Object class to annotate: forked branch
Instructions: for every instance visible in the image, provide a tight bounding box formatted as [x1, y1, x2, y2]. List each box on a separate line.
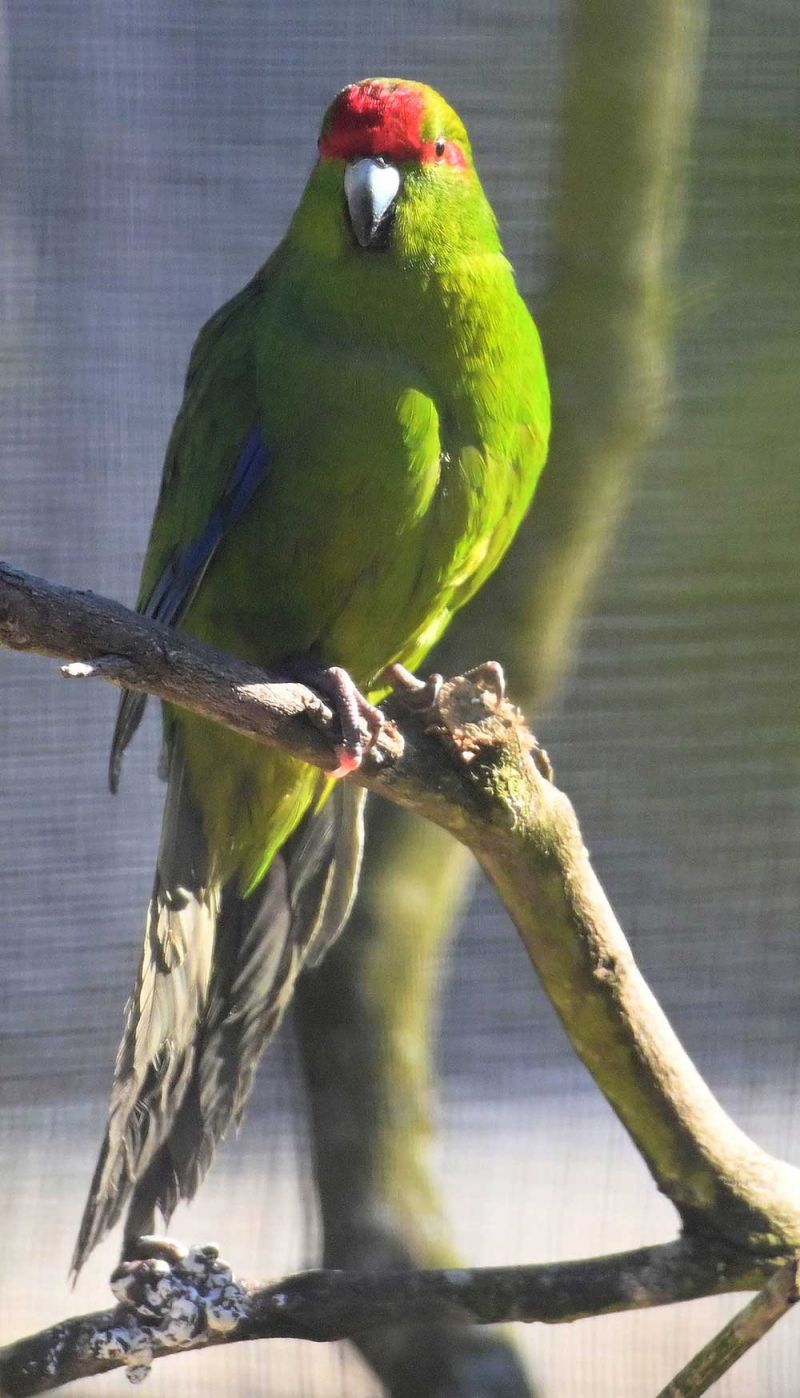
[2, 558, 800, 1393]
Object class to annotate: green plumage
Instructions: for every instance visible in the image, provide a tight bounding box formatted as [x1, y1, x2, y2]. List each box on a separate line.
[74, 78, 549, 1271]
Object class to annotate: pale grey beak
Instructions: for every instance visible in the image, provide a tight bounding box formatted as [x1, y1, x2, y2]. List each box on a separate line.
[344, 157, 401, 250]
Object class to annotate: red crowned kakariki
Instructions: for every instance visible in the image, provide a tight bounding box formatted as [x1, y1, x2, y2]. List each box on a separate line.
[73, 79, 550, 1273]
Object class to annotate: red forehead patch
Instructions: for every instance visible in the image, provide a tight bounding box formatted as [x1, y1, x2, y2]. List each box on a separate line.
[319, 81, 466, 168]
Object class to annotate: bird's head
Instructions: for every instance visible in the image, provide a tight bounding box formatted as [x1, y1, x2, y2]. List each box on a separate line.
[291, 79, 496, 264]
[318, 79, 475, 252]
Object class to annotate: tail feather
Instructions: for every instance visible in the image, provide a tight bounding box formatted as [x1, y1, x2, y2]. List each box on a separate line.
[305, 781, 365, 966]
[72, 754, 366, 1277]
[183, 782, 367, 1182]
[109, 690, 148, 794]
[72, 745, 217, 1276]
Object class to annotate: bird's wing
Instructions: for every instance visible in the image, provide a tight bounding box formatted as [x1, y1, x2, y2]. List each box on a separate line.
[441, 420, 551, 626]
[109, 273, 271, 790]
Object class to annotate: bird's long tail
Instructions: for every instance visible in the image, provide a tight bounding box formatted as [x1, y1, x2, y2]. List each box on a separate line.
[71, 743, 364, 1278]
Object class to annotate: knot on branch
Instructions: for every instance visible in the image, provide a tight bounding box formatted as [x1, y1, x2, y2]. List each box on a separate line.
[413, 667, 553, 836]
[0, 614, 30, 649]
[426, 669, 550, 774]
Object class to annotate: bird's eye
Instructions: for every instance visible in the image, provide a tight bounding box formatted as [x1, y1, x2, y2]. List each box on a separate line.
[435, 138, 446, 159]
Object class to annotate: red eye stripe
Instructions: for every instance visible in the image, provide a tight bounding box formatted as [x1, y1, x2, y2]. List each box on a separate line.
[319, 81, 468, 169]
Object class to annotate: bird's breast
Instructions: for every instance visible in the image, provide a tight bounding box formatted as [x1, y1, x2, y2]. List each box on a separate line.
[188, 302, 529, 683]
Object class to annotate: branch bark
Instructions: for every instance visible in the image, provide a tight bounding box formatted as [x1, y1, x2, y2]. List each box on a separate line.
[3, 557, 800, 1389]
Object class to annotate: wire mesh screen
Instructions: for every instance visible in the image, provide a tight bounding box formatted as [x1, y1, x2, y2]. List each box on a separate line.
[1, 1, 799, 1394]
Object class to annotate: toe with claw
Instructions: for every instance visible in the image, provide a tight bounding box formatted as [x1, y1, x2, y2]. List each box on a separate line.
[396, 661, 520, 769]
[462, 660, 506, 705]
[386, 660, 506, 717]
[384, 662, 444, 713]
[284, 658, 383, 775]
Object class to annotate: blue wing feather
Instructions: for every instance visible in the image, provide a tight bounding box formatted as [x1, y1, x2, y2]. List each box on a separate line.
[109, 425, 270, 792]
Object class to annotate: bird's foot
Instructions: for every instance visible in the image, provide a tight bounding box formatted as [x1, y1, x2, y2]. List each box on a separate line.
[283, 659, 383, 775]
[394, 661, 525, 770]
[386, 660, 506, 715]
[98, 1238, 247, 1383]
[384, 662, 444, 713]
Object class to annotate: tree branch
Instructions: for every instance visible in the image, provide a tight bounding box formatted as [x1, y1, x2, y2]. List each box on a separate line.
[3, 557, 800, 1388]
[0, 562, 370, 775]
[0, 1240, 765, 1397]
[7, 560, 798, 1252]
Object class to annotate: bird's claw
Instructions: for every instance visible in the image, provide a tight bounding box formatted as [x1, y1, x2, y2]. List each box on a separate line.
[384, 662, 444, 713]
[461, 661, 506, 704]
[330, 743, 364, 778]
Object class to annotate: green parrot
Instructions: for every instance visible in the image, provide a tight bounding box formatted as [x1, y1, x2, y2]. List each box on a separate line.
[73, 77, 550, 1274]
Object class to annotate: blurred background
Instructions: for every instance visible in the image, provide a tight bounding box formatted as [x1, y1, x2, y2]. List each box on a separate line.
[1, 0, 799, 1394]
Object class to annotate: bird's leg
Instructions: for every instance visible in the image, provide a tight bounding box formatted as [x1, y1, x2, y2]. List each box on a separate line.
[281, 658, 384, 776]
[121, 1169, 160, 1263]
